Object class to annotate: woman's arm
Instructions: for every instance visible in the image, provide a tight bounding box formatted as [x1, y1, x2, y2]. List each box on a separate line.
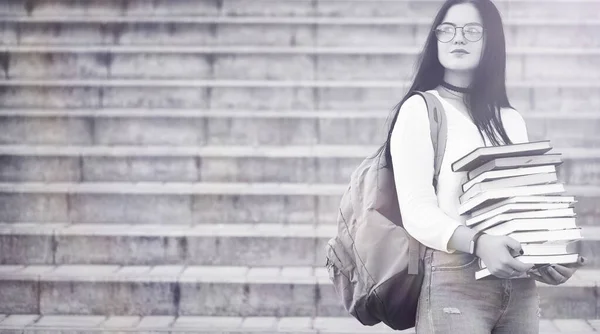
[390, 94, 462, 253]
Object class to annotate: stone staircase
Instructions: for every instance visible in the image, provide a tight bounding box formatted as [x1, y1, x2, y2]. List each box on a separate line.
[0, 0, 599, 333]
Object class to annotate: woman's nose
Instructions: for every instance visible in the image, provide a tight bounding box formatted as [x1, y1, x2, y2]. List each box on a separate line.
[453, 28, 467, 44]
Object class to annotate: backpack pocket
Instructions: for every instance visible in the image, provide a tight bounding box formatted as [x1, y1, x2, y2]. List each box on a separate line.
[325, 238, 351, 281]
[325, 238, 357, 305]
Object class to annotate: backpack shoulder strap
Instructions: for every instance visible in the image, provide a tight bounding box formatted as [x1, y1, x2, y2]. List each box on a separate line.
[405, 90, 448, 275]
[413, 90, 448, 186]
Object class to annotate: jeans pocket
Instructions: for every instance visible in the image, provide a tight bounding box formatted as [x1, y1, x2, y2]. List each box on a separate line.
[431, 251, 477, 271]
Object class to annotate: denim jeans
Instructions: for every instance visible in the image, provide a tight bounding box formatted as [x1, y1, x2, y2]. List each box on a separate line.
[415, 247, 540, 333]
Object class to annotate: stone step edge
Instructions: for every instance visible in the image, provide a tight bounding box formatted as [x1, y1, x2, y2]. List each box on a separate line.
[1, 145, 598, 159]
[0, 315, 597, 334]
[1, 15, 599, 26]
[1, 109, 597, 120]
[0, 222, 338, 238]
[3, 45, 600, 56]
[0, 264, 597, 286]
[0, 182, 598, 196]
[1, 222, 598, 239]
[0, 144, 376, 158]
[0, 0, 597, 7]
[0, 182, 346, 195]
[0, 79, 599, 88]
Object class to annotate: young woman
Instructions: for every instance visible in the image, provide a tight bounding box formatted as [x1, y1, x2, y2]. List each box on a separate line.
[381, 0, 581, 332]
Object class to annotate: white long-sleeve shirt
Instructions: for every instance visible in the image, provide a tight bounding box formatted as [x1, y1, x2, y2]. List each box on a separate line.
[390, 89, 529, 253]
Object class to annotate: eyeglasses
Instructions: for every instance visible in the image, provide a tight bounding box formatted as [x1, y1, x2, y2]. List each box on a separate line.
[434, 23, 484, 43]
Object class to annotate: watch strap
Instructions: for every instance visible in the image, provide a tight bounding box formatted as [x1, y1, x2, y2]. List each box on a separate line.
[470, 231, 486, 255]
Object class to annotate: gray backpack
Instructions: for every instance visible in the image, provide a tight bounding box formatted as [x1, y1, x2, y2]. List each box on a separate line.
[325, 91, 448, 330]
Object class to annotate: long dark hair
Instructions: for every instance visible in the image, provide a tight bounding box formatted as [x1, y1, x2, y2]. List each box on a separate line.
[380, 0, 514, 170]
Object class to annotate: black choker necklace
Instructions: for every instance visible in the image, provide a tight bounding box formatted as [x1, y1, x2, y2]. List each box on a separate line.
[441, 81, 471, 94]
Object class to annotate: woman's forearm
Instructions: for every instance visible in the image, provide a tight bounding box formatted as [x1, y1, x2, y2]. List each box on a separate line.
[446, 225, 477, 254]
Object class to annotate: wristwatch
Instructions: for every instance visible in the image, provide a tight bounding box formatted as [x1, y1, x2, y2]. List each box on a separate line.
[469, 231, 486, 255]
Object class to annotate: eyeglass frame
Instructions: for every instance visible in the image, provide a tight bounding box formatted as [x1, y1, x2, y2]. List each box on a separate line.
[434, 22, 485, 43]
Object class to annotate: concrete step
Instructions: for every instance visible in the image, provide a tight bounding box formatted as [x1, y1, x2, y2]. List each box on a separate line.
[1, 315, 598, 334]
[0, 222, 334, 266]
[1, 145, 600, 186]
[2, 108, 600, 118]
[0, 182, 598, 226]
[1, 18, 600, 48]
[1, 108, 598, 119]
[2, 47, 600, 81]
[1, 111, 599, 147]
[3, 15, 600, 25]
[0, 145, 368, 183]
[6, 45, 600, 55]
[0, 222, 598, 268]
[0, 182, 342, 225]
[2, 0, 599, 20]
[0, 264, 598, 319]
[0, 108, 392, 118]
[0, 80, 599, 112]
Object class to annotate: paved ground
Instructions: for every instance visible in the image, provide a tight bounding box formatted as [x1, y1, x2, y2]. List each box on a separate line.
[0, 314, 599, 333]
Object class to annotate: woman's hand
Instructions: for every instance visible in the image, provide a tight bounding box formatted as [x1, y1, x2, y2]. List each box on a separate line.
[528, 257, 586, 285]
[475, 234, 534, 279]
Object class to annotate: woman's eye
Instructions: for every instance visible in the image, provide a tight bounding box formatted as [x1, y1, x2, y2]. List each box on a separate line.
[466, 25, 483, 33]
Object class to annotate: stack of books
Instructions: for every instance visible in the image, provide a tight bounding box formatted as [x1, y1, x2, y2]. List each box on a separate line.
[451, 140, 583, 280]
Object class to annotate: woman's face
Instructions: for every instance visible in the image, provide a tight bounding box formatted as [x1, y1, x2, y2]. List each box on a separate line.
[436, 3, 485, 72]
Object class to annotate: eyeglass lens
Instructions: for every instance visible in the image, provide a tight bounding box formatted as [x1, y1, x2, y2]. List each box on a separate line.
[435, 23, 483, 43]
